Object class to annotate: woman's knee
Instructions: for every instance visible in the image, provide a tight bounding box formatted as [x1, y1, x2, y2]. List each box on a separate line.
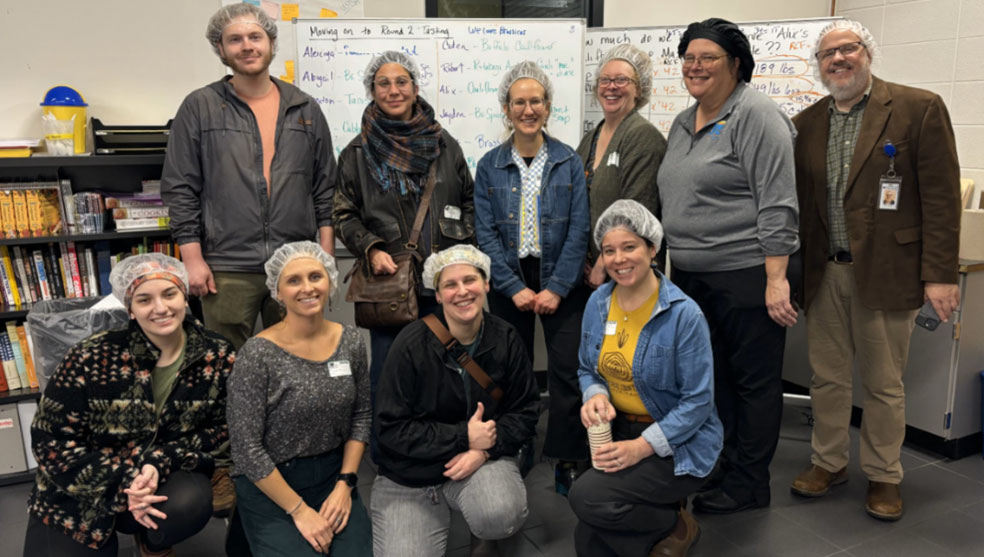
[464, 490, 528, 539]
[151, 471, 213, 544]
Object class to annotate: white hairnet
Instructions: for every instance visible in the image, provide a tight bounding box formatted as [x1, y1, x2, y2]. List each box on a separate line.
[363, 51, 421, 97]
[498, 60, 554, 107]
[422, 244, 491, 290]
[205, 3, 278, 59]
[109, 253, 189, 308]
[596, 44, 653, 110]
[264, 241, 339, 301]
[594, 199, 664, 251]
[813, 19, 880, 82]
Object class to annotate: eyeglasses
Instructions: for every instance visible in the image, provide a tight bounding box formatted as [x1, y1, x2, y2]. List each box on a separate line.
[598, 76, 635, 88]
[682, 54, 727, 68]
[509, 97, 546, 111]
[815, 41, 865, 62]
[373, 77, 413, 91]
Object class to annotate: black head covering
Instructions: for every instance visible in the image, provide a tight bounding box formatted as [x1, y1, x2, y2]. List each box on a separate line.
[677, 18, 754, 83]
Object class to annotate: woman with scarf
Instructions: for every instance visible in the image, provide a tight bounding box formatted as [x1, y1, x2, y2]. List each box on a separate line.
[333, 51, 475, 413]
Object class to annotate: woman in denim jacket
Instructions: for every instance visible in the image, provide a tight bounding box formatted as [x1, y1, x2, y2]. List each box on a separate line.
[568, 200, 723, 557]
[474, 61, 591, 494]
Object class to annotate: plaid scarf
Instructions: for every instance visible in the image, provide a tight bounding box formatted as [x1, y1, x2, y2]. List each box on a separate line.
[360, 97, 443, 195]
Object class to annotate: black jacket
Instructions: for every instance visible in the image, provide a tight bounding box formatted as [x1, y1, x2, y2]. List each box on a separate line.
[162, 77, 336, 273]
[374, 311, 540, 487]
[333, 132, 475, 267]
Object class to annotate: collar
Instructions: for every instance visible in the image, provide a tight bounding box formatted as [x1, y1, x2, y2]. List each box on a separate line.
[827, 79, 873, 114]
[680, 83, 745, 134]
[493, 132, 572, 169]
[593, 269, 687, 323]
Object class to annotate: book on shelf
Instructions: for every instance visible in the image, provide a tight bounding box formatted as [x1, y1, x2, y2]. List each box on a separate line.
[115, 217, 170, 231]
[0, 349, 7, 392]
[0, 330, 22, 390]
[0, 191, 16, 239]
[95, 241, 112, 295]
[0, 246, 21, 309]
[0, 249, 17, 309]
[15, 247, 38, 304]
[59, 179, 75, 234]
[31, 250, 51, 301]
[42, 247, 64, 299]
[6, 321, 29, 388]
[84, 248, 99, 296]
[11, 247, 33, 305]
[111, 206, 169, 219]
[16, 325, 38, 389]
[104, 195, 164, 209]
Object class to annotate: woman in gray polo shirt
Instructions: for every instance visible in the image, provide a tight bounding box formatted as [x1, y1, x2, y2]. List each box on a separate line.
[657, 18, 800, 516]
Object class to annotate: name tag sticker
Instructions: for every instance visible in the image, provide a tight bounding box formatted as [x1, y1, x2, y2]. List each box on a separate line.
[444, 205, 462, 220]
[879, 176, 901, 211]
[605, 321, 617, 336]
[328, 361, 352, 377]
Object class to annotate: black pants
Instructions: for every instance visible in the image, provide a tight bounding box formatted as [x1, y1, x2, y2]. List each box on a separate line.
[672, 265, 786, 505]
[488, 257, 590, 461]
[568, 417, 706, 556]
[24, 470, 212, 556]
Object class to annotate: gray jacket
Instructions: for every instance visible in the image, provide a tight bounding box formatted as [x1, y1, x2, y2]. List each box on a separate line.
[161, 77, 336, 273]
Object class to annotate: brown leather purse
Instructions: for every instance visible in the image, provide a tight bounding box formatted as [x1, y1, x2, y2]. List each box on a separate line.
[345, 162, 436, 329]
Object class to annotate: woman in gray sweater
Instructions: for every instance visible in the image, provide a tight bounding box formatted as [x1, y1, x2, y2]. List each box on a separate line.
[228, 241, 372, 556]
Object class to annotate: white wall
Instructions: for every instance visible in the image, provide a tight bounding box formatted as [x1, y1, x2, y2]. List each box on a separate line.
[836, 0, 984, 205]
[603, 0, 831, 28]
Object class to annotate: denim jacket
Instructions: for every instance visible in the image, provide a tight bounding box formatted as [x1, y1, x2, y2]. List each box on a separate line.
[474, 133, 589, 298]
[579, 272, 723, 478]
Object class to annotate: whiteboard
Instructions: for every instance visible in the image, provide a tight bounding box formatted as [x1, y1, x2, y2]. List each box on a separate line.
[584, 18, 840, 135]
[295, 18, 586, 170]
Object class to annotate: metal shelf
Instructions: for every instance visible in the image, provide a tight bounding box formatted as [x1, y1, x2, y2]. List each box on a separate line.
[0, 228, 170, 247]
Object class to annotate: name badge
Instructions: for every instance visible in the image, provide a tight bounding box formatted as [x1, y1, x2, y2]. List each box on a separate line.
[444, 205, 462, 220]
[605, 321, 617, 336]
[328, 361, 352, 377]
[879, 177, 901, 211]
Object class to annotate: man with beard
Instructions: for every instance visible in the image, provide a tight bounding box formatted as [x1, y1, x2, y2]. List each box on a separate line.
[162, 3, 336, 350]
[789, 20, 961, 521]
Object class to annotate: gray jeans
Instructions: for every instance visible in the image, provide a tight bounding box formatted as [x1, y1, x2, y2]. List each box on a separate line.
[370, 458, 528, 557]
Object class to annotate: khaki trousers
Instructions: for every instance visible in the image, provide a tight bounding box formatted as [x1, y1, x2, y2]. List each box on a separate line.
[200, 271, 282, 349]
[807, 262, 917, 483]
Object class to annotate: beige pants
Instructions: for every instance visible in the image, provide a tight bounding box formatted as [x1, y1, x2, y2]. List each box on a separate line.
[807, 262, 918, 483]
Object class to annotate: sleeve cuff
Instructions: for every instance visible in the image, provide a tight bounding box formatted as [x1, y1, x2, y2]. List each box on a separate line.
[642, 422, 674, 458]
[582, 384, 609, 403]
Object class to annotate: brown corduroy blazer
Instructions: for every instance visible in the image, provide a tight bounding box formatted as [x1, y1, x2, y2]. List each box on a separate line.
[793, 76, 961, 311]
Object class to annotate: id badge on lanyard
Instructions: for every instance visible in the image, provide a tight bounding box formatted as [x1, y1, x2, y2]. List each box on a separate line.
[879, 140, 901, 211]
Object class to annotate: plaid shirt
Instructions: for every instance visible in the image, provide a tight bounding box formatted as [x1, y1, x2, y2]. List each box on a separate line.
[512, 143, 548, 258]
[825, 89, 871, 253]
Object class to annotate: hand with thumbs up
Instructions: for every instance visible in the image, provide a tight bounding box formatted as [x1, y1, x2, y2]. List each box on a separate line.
[467, 402, 496, 450]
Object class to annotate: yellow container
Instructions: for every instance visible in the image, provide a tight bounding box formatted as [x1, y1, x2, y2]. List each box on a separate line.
[40, 86, 88, 155]
[42, 106, 87, 155]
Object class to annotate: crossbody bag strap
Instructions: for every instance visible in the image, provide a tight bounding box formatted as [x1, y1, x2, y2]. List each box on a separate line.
[422, 314, 504, 402]
[407, 163, 438, 250]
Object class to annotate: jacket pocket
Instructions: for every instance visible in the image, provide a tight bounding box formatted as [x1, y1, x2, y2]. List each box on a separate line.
[439, 218, 469, 240]
[638, 344, 676, 390]
[894, 225, 921, 245]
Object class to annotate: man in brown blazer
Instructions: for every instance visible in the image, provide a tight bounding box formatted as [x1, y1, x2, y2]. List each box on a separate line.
[789, 20, 961, 521]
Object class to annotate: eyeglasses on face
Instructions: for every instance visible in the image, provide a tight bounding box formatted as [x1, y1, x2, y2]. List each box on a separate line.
[682, 54, 727, 68]
[815, 41, 866, 62]
[509, 97, 546, 111]
[374, 77, 413, 91]
[598, 76, 635, 88]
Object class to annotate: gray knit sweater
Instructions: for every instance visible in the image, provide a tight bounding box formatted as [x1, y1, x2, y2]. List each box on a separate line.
[228, 326, 370, 482]
[657, 84, 799, 272]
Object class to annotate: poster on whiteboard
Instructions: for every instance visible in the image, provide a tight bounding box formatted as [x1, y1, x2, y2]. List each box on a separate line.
[584, 18, 838, 135]
[294, 18, 586, 170]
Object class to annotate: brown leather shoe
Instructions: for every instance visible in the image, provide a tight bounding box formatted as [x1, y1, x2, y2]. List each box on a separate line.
[866, 481, 903, 521]
[790, 464, 848, 497]
[211, 467, 235, 517]
[649, 509, 700, 556]
[138, 538, 175, 557]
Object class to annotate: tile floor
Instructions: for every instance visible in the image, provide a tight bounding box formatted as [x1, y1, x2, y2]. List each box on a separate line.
[3, 406, 983, 556]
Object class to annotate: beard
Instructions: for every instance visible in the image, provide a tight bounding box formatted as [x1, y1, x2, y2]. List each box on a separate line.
[223, 49, 274, 77]
[821, 59, 871, 103]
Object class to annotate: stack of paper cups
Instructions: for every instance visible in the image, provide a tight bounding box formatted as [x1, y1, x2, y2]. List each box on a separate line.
[588, 421, 613, 470]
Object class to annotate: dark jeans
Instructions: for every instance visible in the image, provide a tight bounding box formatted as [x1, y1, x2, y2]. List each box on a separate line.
[568, 417, 706, 556]
[234, 449, 373, 556]
[367, 295, 440, 461]
[24, 471, 212, 557]
[488, 257, 590, 461]
[672, 265, 786, 505]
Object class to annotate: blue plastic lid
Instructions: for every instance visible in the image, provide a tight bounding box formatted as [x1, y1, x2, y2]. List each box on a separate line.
[40, 85, 88, 107]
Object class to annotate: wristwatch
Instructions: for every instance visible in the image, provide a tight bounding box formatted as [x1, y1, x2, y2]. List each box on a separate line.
[337, 473, 358, 489]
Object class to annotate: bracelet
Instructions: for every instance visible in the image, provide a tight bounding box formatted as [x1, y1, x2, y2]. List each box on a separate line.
[286, 498, 304, 516]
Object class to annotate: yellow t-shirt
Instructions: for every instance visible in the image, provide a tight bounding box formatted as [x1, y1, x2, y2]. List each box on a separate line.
[597, 286, 660, 415]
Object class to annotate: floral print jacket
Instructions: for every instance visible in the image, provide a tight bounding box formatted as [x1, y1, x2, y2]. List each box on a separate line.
[27, 317, 234, 549]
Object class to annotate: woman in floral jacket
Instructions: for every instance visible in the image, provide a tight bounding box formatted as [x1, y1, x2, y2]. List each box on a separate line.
[24, 254, 235, 556]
